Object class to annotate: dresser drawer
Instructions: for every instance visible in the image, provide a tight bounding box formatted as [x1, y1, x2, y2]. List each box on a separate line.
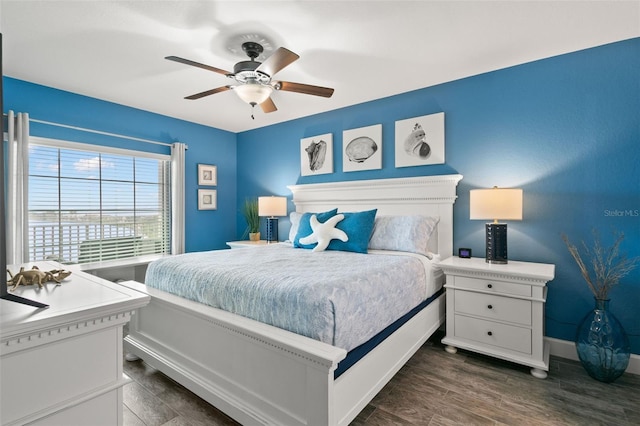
[455, 315, 532, 354]
[1, 327, 119, 424]
[453, 276, 531, 297]
[454, 291, 532, 325]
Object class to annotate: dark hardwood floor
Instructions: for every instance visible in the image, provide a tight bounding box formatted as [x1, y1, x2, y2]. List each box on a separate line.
[123, 331, 640, 425]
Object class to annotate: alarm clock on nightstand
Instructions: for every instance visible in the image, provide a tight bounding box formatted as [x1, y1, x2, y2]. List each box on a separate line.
[458, 248, 472, 258]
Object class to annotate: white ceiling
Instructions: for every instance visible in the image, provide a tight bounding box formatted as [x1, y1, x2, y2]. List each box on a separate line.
[1, 1, 638, 133]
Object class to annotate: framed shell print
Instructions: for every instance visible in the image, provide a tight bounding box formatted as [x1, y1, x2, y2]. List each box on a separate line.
[300, 133, 333, 176]
[198, 189, 217, 210]
[395, 112, 445, 167]
[342, 124, 382, 172]
[198, 164, 217, 186]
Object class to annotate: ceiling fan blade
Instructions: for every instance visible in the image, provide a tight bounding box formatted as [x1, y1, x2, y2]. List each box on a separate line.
[256, 47, 299, 77]
[166, 56, 232, 76]
[260, 97, 278, 113]
[185, 86, 231, 100]
[276, 81, 334, 98]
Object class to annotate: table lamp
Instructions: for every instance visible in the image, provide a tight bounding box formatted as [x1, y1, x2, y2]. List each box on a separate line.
[258, 196, 287, 243]
[470, 186, 523, 264]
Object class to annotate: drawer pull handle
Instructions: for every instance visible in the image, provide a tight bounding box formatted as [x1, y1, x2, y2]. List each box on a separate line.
[487, 331, 493, 336]
[487, 284, 493, 289]
[487, 304, 493, 309]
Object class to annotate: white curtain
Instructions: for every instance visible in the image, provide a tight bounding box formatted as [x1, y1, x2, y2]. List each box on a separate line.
[6, 111, 30, 265]
[171, 142, 186, 255]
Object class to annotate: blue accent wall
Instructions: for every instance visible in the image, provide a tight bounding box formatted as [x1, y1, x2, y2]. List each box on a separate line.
[3, 78, 238, 252]
[237, 38, 640, 354]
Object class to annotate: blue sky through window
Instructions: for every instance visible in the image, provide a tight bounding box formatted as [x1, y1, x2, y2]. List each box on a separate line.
[28, 144, 170, 263]
[29, 145, 164, 213]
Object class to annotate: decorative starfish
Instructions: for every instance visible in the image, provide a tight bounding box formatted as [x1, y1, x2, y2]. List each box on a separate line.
[299, 213, 348, 252]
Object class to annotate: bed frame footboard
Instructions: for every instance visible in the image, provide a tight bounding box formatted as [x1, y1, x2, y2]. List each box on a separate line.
[123, 281, 445, 426]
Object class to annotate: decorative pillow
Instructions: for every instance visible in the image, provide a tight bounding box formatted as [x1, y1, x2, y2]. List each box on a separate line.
[299, 214, 348, 252]
[288, 212, 302, 242]
[327, 209, 378, 254]
[293, 208, 338, 248]
[368, 215, 439, 257]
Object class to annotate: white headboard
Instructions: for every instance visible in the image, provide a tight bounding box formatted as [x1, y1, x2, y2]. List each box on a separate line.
[288, 174, 463, 257]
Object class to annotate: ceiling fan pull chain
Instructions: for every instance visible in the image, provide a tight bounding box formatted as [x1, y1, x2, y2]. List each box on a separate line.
[251, 103, 255, 120]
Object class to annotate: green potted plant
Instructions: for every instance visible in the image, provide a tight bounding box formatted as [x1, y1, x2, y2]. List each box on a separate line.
[562, 230, 639, 382]
[242, 198, 260, 241]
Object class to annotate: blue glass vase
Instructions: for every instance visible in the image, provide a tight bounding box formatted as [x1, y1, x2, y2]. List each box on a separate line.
[575, 298, 630, 383]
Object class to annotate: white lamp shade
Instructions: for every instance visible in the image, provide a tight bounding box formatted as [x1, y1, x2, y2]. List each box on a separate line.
[258, 196, 287, 217]
[470, 187, 523, 222]
[234, 84, 273, 105]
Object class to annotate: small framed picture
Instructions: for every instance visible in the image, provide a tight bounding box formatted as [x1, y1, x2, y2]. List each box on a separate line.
[395, 112, 445, 168]
[342, 124, 382, 172]
[198, 189, 217, 210]
[198, 164, 217, 186]
[300, 133, 333, 176]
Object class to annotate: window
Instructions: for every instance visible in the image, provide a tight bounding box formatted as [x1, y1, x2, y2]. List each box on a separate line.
[28, 138, 171, 264]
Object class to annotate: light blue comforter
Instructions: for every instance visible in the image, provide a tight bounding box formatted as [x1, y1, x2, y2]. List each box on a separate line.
[145, 244, 431, 351]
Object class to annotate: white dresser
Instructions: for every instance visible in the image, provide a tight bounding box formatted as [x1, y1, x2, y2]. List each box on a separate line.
[439, 257, 555, 379]
[1, 261, 149, 425]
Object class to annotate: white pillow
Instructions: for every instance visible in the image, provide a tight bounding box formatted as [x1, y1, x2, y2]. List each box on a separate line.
[368, 215, 439, 257]
[288, 212, 302, 242]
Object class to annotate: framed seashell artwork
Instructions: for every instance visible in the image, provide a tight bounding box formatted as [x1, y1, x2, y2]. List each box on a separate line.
[342, 124, 382, 172]
[198, 189, 217, 210]
[198, 164, 217, 186]
[300, 133, 333, 176]
[395, 112, 445, 167]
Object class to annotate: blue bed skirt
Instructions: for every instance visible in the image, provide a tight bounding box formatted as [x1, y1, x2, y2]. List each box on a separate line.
[334, 287, 444, 379]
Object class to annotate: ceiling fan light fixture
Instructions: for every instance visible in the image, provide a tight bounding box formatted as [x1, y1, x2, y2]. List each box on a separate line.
[234, 83, 273, 105]
[167, 41, 333, 111]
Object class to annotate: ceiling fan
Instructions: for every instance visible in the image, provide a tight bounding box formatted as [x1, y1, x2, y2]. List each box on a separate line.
[166, 42, 334, 118]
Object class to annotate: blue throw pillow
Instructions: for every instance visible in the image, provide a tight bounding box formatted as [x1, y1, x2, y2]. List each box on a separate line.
[327, 209, 378, 254]
[293, 208, 338, 249]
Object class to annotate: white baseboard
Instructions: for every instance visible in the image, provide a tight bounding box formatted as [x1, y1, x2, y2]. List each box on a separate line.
[546, 337, 640, 376]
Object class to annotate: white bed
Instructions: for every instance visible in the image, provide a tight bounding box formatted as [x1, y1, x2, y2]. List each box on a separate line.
[122, 174, 462, 426]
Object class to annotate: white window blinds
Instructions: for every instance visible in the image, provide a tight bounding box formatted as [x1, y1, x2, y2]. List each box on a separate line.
[28, 140, 171, 264]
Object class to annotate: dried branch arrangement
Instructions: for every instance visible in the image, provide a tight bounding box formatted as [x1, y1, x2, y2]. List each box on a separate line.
[562, 230, 639, 300]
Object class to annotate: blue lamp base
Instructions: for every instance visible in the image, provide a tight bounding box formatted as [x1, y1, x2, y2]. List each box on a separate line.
[485, 223, 508, 264]
[266, 217, 279, 243]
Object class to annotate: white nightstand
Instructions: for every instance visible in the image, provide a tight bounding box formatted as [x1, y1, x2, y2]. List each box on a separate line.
[226, 240, 269, 249]
[438, 257, 555, 379]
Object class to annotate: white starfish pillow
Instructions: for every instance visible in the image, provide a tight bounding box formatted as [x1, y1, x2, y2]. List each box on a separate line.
[299, 214, 348, 252]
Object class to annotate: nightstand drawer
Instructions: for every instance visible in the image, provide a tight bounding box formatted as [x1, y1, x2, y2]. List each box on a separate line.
[454, 276, 531, 297]
[454, 291, 532, 325]
[455, 315, 532, 354]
